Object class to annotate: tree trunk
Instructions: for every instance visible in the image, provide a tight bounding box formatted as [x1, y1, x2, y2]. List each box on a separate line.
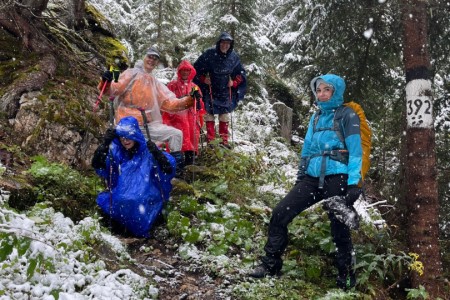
[0, 0, 57, 117]
[157, 1, 163, 44]
[0, 0, 89, 118]
[401, 0, 444, 297]
[73, 0, 86, 29]
[17, 0, 50, 17]
[230, 0, 236, 38]
[0, 2, 46, 50]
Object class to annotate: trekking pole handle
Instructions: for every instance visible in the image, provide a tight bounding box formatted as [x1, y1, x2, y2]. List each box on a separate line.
[98, 80, 108, 101]
[138, 107, 151, 140]
[93, 80, 109, 112]
[108, 96, 115, 128]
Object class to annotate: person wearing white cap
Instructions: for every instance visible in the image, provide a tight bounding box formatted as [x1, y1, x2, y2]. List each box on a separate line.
[98, 46, 194, 177]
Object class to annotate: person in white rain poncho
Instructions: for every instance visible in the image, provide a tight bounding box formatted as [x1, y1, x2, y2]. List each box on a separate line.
[99, 47, 194, 177]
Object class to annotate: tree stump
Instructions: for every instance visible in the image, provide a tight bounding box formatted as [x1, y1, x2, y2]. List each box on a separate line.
[272, 102, 293, 142]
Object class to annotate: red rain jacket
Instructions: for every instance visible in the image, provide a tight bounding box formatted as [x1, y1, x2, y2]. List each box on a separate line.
[164, 60, 205, 152]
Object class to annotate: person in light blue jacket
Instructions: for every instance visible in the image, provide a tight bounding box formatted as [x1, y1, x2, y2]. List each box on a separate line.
[92, 116, 175, 238]
[249, 74, 363, 291]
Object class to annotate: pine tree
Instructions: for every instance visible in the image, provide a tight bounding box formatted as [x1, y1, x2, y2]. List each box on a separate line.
[196, 0, 266, 66]
[92, 0, 187, 65]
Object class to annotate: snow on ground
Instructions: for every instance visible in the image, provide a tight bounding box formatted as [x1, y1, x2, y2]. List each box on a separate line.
[0, 81, 386, 300]
[0, 186, 154, 300]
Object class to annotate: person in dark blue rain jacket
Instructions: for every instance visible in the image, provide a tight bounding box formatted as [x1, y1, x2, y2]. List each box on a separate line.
[92, 116, 175, 238]
[249, 74, 363, 291]
[193, 32, 247, 147]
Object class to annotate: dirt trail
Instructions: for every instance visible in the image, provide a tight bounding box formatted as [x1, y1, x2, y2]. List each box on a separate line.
[119, 226, 227, 300]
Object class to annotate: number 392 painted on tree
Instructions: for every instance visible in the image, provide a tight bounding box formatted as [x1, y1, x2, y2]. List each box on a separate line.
[406, 79, 433, 128]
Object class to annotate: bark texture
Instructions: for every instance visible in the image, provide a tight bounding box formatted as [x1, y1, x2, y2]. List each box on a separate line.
[0, 0, 118, 168]
[401, 0, 444, 297]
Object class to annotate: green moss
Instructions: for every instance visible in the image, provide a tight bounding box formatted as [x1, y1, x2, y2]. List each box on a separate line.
[17, 76, 106, 148]
[26, 156, 102, 222]
[0, 31, 24, 87]
[85, 3, 129, 69]
[0, 28, 45, 90]
[85, 3, 110, 27]
[100, 36, 129, 69]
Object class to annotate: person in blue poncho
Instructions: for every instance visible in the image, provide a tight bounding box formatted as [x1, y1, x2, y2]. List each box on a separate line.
[193, 32, 247, 147]
[249, 74, 363, 291]
[92, 116, 175, 238]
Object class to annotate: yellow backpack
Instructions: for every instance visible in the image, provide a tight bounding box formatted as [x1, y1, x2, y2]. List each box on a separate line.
[313, 101, 372, 185]
[344, 101, 372, 183]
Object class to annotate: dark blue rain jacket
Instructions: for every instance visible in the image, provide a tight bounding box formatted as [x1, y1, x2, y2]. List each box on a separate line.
[95, 116, 175, 237]
[302, 74, 362, 186]
[193, 32, 247, 114]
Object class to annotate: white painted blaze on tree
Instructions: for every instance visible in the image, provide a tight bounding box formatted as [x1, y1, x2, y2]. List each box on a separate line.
[405, 79, 433, 128]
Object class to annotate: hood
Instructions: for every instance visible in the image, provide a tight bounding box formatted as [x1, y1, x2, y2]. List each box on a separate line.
[134, 59, 143, 69]
[310, 74, 346, 111]
[177, 60, 196, 81]
[114, 116, 147, 152]
[215, 32, 234, 54]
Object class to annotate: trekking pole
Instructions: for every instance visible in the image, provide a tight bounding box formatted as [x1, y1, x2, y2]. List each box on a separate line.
[190, 87, 205, 183]
[138, 108, 152, 141]
[191, 92, 197, 183]
[94, 65, 119, 112]
[191, 86, 202, 156]
[198, 121, 205, 153]
[207, 73, 214, 115]
[107, 123, 114, 232]
[228, 76, 234, 145]
[93, 81, 109, 113]
[75, 76, 110, 166]
[107, 69, 119, 232]
[108, 99, 115, 127]
[138, 107, 166, 202]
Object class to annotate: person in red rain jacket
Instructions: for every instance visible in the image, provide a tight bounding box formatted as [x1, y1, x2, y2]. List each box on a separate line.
[163, 60, 205, 166]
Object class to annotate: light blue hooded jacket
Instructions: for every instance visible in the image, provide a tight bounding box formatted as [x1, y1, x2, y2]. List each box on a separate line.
[95, 116, 175, 237]
[301, 74, 362, 186]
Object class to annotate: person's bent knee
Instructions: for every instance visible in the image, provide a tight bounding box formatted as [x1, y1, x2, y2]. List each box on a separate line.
[219, 113, 230, 122]
[204, 113, 215, 122]
[168, 128, 183, 151]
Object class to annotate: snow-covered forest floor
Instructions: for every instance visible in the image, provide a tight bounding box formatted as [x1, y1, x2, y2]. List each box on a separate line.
[0, 96, 396, 300]
[0, 0, 449, 298]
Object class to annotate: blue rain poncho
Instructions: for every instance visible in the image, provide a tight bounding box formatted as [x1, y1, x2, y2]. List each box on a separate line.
[94, 116, 175, 237]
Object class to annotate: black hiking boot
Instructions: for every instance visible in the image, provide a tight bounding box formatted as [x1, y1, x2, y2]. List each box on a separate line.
[219, 142, 232, 149]
[248, 264, 280, 278]
[336, 273, 356, 290]
[184, 151, 195, 165]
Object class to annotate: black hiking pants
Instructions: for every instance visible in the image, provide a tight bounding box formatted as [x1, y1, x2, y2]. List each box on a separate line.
[261, 174, 354, 276]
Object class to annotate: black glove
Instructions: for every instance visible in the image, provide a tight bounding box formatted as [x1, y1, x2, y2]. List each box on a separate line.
[346, 185, 362, 206]
[295, 157, 308, 185]
[92, 144, 109, 170]
[102, 70, 113, 82]
[147, 141, 173, 174]
[111, 69, 120, 82]
[190, 87, 202, 100]
[146, 140, 159, 153]
[103, 128, 116, 145]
